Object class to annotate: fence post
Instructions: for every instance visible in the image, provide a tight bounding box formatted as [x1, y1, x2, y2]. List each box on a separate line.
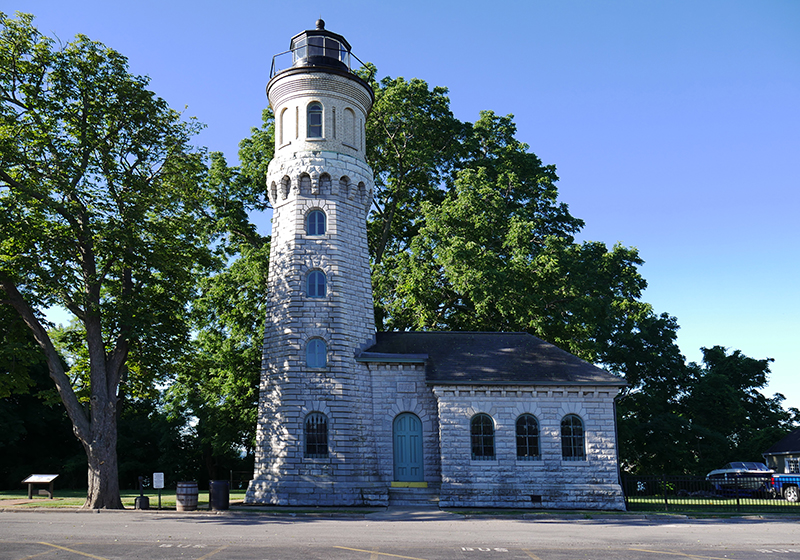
[735, 473, 741, 513]
[663, 473, 669, 511]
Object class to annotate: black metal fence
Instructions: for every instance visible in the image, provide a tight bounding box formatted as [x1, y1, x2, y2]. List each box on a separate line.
[622, 474, 800, 513]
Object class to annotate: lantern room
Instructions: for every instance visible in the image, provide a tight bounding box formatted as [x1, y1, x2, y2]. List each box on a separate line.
[289, 19, 351, 72]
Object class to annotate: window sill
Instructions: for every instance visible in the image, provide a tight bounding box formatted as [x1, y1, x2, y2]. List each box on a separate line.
[560, 459, 589, 466]
[302, 456, 331, 464]
[470, 459, 498, 466]
[515, 458, 542, 465]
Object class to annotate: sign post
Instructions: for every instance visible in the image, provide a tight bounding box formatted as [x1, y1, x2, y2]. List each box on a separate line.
[153, 472, 164, 510]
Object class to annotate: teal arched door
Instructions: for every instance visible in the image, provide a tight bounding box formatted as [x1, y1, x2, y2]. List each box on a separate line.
[393, 412, 424, 481]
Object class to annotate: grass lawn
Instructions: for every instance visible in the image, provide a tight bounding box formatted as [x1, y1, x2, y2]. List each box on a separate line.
[0, 488, 248, 509]
[626, 494, 800, 513]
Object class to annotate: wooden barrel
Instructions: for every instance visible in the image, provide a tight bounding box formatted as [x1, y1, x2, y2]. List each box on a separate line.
[175, 481, 198, 511]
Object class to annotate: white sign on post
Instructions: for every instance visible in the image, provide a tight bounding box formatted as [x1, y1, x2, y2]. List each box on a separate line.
[153, 472, 164, 489]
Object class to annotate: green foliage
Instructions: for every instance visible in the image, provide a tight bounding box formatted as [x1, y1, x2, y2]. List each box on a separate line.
[0, 305, 39, 397]
[618, 345, 798, 475]
[365, 74, 467, 269]
[164, 112, 274, 480]
[116, 398, 197, 489]
[373, 109, 656, 367]
[0, 341, 86, 490]
[362, 72, 797, 476]
[0, 12, 214, 507]
[684, 346, 797, 473]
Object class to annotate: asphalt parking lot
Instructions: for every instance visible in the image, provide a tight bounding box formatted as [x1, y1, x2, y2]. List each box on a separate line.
[2, 507, 800, 560]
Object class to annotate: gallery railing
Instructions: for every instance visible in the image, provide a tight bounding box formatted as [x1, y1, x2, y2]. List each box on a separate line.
[622, 474, 800, 513]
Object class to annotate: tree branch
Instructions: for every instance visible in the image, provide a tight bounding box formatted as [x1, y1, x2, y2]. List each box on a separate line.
[0, 276, 90, 443]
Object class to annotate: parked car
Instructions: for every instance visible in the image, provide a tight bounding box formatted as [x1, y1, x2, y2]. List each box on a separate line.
[769, 473, 800, 502]
[706, 462, 773, 494]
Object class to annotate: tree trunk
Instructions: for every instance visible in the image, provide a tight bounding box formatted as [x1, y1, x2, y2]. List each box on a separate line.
[1, 278, 125, 509]
[84, 413, 123, 509]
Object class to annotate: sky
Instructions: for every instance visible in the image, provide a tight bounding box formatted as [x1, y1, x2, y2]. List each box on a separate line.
[9, 1, 799, 408]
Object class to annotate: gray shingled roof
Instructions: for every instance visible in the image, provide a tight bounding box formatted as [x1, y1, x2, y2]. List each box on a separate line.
[764, 429, 800, 455]
[358, 331, 626, 387]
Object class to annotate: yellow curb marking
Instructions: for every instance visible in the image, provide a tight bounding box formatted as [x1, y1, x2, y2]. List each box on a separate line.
[521, 550, 544, 560]
[39, 543, 109, 560]
[333, 546, 428, 560]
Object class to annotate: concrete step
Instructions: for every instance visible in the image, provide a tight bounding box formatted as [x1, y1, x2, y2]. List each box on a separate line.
[388, 485, 440, 507]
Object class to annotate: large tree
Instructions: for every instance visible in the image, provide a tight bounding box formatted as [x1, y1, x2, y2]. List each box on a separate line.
[0, 13, 211, 508]
[165, 112, 274, 482]
[363, 70, 466, 267]
[683, 346, 797, 473]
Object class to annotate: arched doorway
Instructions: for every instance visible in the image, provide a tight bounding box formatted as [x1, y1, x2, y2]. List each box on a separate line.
[393, 413, 424, 482]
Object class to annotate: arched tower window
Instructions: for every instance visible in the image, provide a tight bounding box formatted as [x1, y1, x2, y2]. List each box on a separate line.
[516, 414, 540, 460]
[306, 338, 327, 368]
[306, 210, 326, 235]
[304, 412, 328, 458]
[307, 102, 323, 138]
[307, 270, 327, 298]
[470, 413, 495, 460]
[561, 414, 585, 461]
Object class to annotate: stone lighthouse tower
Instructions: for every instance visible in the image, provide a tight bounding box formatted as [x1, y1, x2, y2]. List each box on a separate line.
[246, 20, 383, 506]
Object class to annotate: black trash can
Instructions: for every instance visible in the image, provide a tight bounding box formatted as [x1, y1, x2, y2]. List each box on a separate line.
[209, 480, 229, 511]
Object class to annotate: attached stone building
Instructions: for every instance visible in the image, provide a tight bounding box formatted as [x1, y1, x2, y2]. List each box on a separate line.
[246, 21, 626, 510]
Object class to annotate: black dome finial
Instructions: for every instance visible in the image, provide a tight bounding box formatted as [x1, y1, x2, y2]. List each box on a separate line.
[316, 18, 325, 30]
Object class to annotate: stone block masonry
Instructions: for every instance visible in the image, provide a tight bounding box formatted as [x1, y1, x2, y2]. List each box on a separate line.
[434, 384, 625, 510]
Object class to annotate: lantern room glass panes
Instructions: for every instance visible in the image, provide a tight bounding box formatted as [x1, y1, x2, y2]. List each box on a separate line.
[292, 35, 349, 65]
[292, 36, 307, 62]
[308, 35, 325, 57]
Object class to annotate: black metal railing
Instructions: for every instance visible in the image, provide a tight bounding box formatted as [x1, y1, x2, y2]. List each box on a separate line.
[623, 474, 800, 513]
[269, 48, 373, 81]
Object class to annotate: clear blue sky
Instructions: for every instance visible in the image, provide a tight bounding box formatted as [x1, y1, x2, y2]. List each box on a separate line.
[11, 1, 800, 409]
